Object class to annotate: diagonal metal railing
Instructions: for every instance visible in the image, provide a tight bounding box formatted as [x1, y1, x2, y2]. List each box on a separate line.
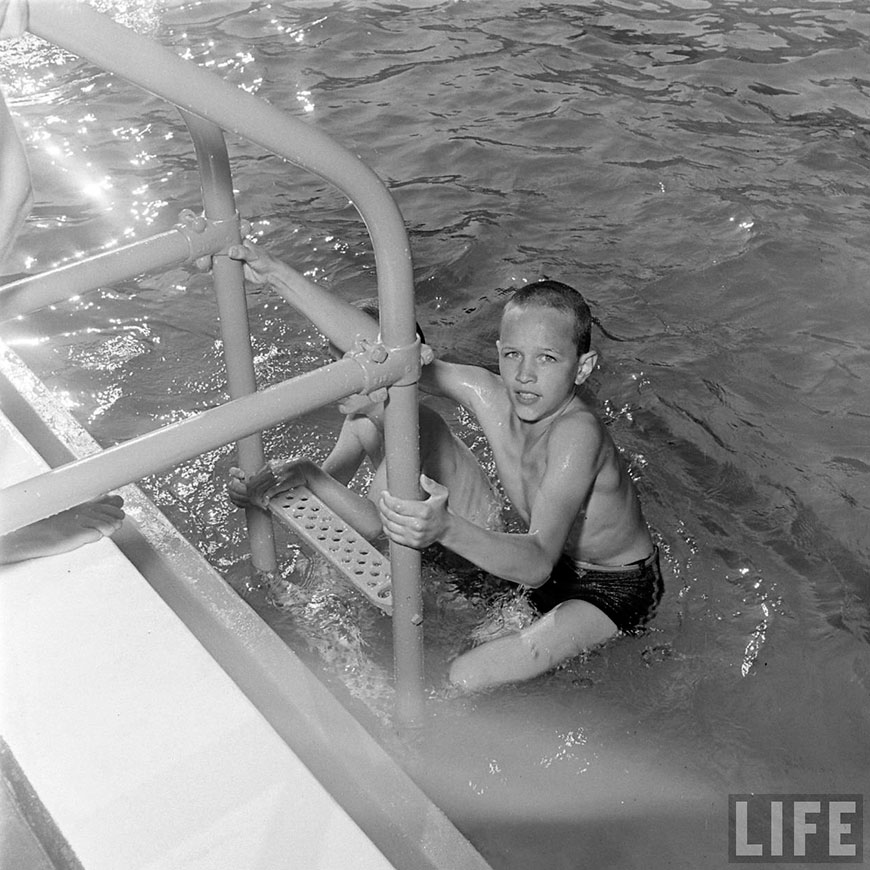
[0, 0, 425, 725]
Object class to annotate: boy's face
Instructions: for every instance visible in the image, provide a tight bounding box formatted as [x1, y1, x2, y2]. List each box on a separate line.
[497, 304, 595, 424]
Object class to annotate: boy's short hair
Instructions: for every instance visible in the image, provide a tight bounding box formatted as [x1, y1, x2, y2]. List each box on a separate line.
[505, 279, 591, 355]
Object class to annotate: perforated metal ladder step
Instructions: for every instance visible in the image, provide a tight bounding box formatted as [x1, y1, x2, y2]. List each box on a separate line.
[268, 486, 393, 615]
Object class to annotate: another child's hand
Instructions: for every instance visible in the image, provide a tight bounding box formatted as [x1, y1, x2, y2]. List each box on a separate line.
[378, 474, 450, 549]
[70, 494, 126, 538]
[0, 494, 126, 564]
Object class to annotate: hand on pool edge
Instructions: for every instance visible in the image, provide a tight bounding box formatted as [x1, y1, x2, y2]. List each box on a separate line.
[0, 494, 125, 564]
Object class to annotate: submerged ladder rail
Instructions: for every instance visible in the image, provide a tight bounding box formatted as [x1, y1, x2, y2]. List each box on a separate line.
[182, 110, 277, 577]
[0, 1, 425, 726]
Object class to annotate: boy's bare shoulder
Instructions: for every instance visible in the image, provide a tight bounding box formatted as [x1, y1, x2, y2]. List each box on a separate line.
[427, 357, 503, 399]
[546, 403, 607, 462]
[460, 363, 510, 403]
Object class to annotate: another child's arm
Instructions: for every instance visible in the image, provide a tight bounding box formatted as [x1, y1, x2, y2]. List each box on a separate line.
[1, 0, 33, 257]
[0, 91, 33, 262]
[0, 1, 28, 38]
[0, 495, 125, 564]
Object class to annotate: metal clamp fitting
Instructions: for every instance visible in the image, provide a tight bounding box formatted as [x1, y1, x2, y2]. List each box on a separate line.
[338, 335, 426, 412]
[176, 209, 245, 266]
[347, 336, 422, 392]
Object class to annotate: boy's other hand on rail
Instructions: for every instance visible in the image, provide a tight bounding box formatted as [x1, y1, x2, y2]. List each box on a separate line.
[378, 474, 449, 550]
[227, 241, 270, 285]
[227, 242, 269, 284]
[227, 467, 253, 508]
[229, 459, 310, 510]
[228, 241, 307, 290]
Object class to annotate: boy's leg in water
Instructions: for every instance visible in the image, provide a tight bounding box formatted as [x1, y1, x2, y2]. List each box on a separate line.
[448, 599, 618, 692]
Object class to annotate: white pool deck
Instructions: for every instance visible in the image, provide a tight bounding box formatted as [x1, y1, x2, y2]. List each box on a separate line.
[0, 408, 404, 870]
[0, 357, 492, 870]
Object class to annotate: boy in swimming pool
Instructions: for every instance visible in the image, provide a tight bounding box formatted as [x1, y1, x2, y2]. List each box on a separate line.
[228, 243, 660, 691]
[379, 280, 662, 690]
[226, 249, 500, 544]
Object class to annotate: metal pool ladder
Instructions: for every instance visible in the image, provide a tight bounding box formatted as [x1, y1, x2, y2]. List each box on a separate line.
[0, 1, 424, 725]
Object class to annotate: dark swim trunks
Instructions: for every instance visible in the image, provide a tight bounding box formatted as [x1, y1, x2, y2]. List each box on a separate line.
[529, 547, 663, 634]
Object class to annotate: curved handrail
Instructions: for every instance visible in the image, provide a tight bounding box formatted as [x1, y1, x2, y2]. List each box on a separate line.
[29, 0, 417, 350]
[1, 1, 425, 724]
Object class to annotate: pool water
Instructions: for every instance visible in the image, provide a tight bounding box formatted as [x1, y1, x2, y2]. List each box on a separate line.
[2, 2, 870, 867]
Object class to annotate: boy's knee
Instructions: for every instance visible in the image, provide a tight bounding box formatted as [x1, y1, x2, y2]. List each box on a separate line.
[448, 643, 520, 693]
[447, 654, 482, 693]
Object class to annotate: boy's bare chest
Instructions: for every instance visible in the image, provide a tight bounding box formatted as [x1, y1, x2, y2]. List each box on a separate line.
[477, 412, 547, 518]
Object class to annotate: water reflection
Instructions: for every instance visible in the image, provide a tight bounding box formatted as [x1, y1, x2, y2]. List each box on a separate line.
[2, 3, 870, 867]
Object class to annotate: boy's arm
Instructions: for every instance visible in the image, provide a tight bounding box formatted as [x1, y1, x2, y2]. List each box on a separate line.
[379, 417, 601, 584]
[417, 356, 499, 409]
[320, 418, 370, 486]
[229, 243, 378, 353]
[291, 462, 383, 541]
[231, 457, 383, 541]
[228, 242, 498, 406]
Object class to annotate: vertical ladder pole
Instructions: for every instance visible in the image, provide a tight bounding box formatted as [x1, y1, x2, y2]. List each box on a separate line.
[183, 112, 278, 576]
[383, 382, 425, 727]
[377, 254, 425, 730]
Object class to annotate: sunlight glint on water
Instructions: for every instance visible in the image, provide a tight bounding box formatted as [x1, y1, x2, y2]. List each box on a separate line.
[2, 2, 870, 867]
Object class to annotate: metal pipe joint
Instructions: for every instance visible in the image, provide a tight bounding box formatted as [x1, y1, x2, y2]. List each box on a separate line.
[175, 208, 247, 267]
[346, 335, 423, 391]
